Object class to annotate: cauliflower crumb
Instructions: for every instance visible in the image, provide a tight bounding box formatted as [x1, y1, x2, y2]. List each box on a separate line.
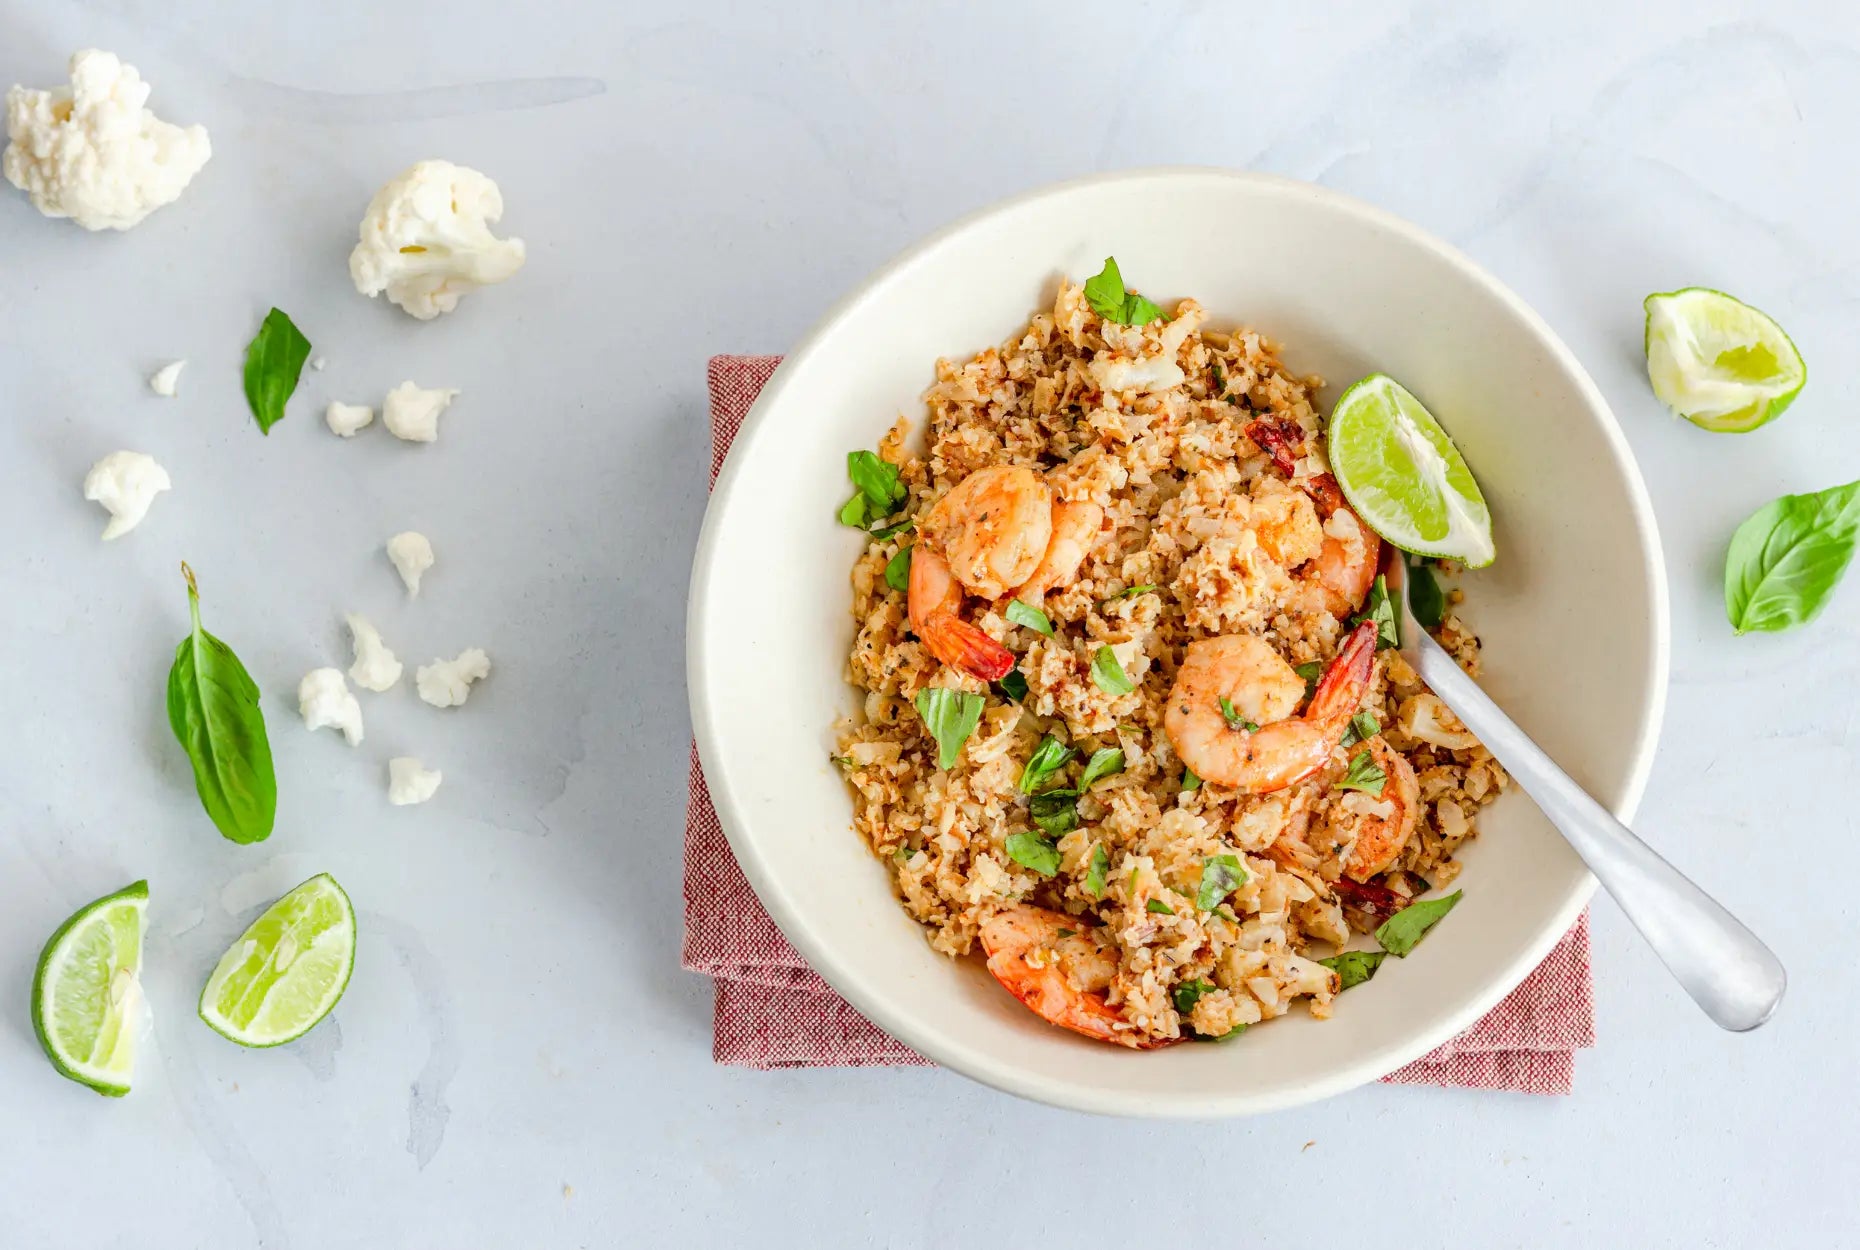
[82, 450, 170, 539]
[348, 160, 525, 319]
[297, 668, 363, 745]
[387, 757, 443, 806]
[416, 648, 490, 708]
[386, 531, 434, 595]
[148, 360, 185, 397]
[382, 381, 459, 442]
[324, 401, 374, 438]
[345, 613, 403, 692]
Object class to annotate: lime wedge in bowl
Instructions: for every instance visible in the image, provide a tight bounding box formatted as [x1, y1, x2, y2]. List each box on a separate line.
[1644, 288, 1805, 433]
[32, 880, 148, 1097]
[1328, 373, 1495, 568]
[200, 873, 354, 1047]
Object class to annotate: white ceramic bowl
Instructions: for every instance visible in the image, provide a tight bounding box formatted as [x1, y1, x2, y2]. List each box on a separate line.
[689, 169, 1668, 1116]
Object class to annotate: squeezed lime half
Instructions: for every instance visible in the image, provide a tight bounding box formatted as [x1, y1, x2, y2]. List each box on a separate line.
[1644, 288, 1805, 433]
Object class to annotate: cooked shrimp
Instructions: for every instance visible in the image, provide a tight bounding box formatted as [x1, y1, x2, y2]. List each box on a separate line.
[1297, 474, 1381, 617]
[1012, 499, 1103, 602]
[1164, 619, 1377, 793]
[920, 465, 1053, 600]
[979, 905, 1160, 1049]
[907, 546, 1014, 682]
[1339, 738, 1420, 881]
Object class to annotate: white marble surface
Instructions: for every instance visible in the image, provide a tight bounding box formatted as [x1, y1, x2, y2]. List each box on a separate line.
[1, 2, 1854, 1245]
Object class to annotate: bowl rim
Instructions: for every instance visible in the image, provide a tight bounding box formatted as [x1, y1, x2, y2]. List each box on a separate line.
[688, 166, 1671, 1116]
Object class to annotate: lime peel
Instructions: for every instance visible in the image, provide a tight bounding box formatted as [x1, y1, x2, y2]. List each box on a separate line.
[32, 880, 148, 1097]
[199, 873, 354, 1048]
[1643, 288, 1804, 434]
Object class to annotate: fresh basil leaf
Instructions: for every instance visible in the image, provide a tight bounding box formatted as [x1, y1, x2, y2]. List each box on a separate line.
[1336, 748, 1387, 795]
[166, 563, 276, 843]
[1100, 583, 1158, 606]
[847, 450, 907, 514]
[1146, 898, 1175, 915]
[1407, 558, 1447, 630]
[994, 669, 1028, 702]
[913, 688, 984, 769]
[1181, 766, 1202, 793]
[1218, 697, 1257, 732]
[1173, 978, 1215, 1014]
[1078, 748, 1125, 791]
[1005, 831, 1061, 877]
[1018, 735, 1076, 794]
[1082, 256, 1168, 326]
[1294, 661, 1323, 700]
[242, 308, 312, 435]
[1005, 599, 1054, 636]
[1319, 949, 1389, 990]
[869, 516, 915, 540]
[1091, 645, 1135, 696]
[1352, 574, 1400, 650]
[1028, 790, 1080, 836]
[1374, 890, 1464, 956]
[1341, 710, 1380, 748]
[885, 544, 913, 593]
[1195, 854, 1247, 912]
[1724, 479, 1860, 633]
[1084, 843, 1110, 897]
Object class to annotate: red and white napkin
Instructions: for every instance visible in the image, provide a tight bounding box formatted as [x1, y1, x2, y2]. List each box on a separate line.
[684, 354, 1595, 1094]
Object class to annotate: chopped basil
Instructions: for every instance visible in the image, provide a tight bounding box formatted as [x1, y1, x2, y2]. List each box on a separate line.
[840, 450, 908, 531]
[1028, 791, 1079, 836]
[1336, 748, 1387, 795]
[1374, 890, 1463, 956]
[831, 755, 853, 768]
[893, 845, 912, 862]
[913, 688, 984, 770]
[1194, 1023, 1247, 1043]
[1218, 697, 1257, 732]
[1018, 735, 1076, 794]
[1077, 747, 1125, 791]
[1055, 928, 1076, 939]
[1319, 949, 1388, 990]
[1407, 558, 1447, 630]
[1091, 646, 1135, 696]
[1341, 710, 1380, 748]
[1083, 843, 1110, 897]
[1082, 256, 1168, 327]
[242, 308, 312, 435]
[1100, 583, 1159, 606]
[1294, 660, 1323, 700]
[869, 516, 915, 541]
[1195, 854, 1247, 912]
[1181, 766, 1202, 793]
[1210, 363, 1227, 396]
[884, 544, 913, 592]
[1005, 599, 1054, 636]
[838, 493, 871, 528]
[1352, 575, 1400, 650]
[1005, 831, 1061, 877]
[1146, 898, 1175, 915]
[1173, 978, 1215, 1014]
[994, 669, 1029, 702]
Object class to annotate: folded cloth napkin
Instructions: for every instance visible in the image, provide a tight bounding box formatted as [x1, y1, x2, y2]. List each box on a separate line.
[685, 354, 1595, 1094]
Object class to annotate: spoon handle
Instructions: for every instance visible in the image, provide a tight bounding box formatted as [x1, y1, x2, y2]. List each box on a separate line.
[1407, 633, 1785, 1032]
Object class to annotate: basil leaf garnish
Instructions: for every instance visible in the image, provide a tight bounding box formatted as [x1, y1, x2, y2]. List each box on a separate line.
[838, 493, 870, 528]
[1018, 735, 1076, 794]
[1341, 710, 1379, 748]
[1407, 558, 1447, 630]
[1028, 791, 1080, 836]
[1195, 854, 1247, 911]
[1082, 256, 1168, 326]
[1146, 898, 1175, 915]
[242, 308, 312, 435]
[1005, 599, 1054, 636]
[994, 669, 1029, 702]
[1084, 843, 1110, 897]
[1005, 831, 1061, 877]
[1319, 949, 1388, 990]
[1294, 661, 1323, 700]
[1373, 890, 1463, 956]
[1724, 479, 1860, 633]
[869, 516, 915, 541]
[1173, 978, 1215, 1014]
[1099, 583, 1158, 606]
[1218, 697, 1257, 732]
[1181, 766, 1201, 793]
[885, 544, 913, 593]
[848, 450, 906, 514]
[1336, 748, 1387, 795]
[1077, 747, 1124, 791]
[1352, 574, 1400, 650]
[166, 563, 276, 843]
[913, 688, 984, 769]
[1091, 645, 1135, 695]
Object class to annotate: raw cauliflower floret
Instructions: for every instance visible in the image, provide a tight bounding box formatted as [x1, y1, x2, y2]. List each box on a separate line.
[416, 648, 490, 708]
[382, 381, 458, 442]
[83, 450, 170, 539]
[345, 613, 402, 692]
[386, 531, 434, 595]
[348, 160, 525, 320]
[387, 757, 443, 806]
[298, 668, 363, 745]
[4, 50, 211, 231]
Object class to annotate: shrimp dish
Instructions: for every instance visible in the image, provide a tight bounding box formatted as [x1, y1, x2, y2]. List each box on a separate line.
[834, 269, 1507, 1048]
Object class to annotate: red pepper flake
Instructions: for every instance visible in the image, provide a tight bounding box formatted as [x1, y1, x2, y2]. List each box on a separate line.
[1244, 419, 1304, 477]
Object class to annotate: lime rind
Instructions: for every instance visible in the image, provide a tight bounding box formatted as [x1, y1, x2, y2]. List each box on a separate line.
[199, 873, 354, 1048]
[31, 880, 148, 1097]
[1643, 287, 1805, 434]
[1327, 373, 1496, 568]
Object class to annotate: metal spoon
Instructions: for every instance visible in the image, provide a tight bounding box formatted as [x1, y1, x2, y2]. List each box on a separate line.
[1380, 551, 1785, 1031]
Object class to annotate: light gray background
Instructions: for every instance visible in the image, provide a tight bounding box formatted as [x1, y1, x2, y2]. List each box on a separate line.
[1, 2, 1853, 1246]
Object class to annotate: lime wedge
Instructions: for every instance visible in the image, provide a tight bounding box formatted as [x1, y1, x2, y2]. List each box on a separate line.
[1644, 288, 1805, 432]
[1327, 373, 1495, 568]
[32, 880, 148, 1097]
[199, 874, 354, 1047]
